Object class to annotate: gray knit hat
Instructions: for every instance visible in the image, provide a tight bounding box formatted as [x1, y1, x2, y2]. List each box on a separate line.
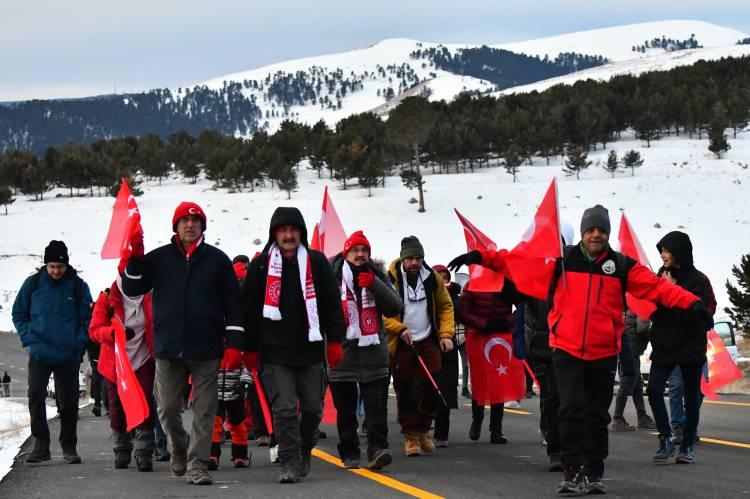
[400, 235, 424, 259]
[580, 205, 610, 236]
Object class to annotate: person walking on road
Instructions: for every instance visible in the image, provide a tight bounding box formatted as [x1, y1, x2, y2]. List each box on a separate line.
[122, 202, 245, 485]
[384, 236, 455, 458]
[646, 231, 715, 465]
[12, 240, 93, 464]
[2, 371, 10, 397]
[242, 207, 346, 484]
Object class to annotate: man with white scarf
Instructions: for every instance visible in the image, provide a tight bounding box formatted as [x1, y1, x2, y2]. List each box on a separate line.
[329, 231, 403, 471]
[242, 207, 345, 484]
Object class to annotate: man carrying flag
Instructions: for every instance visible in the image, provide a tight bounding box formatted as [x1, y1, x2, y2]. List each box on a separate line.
[449, 202, 712, 495]
[122, 201, 245, 485]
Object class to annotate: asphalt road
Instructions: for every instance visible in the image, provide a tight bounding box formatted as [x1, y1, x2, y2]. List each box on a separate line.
[0, 330, 30, 397]
[1, 383, 749, 499]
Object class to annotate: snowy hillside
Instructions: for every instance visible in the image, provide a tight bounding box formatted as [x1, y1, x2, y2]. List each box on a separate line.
[190, 20, 747, 132]
[1, 131, 749, 332]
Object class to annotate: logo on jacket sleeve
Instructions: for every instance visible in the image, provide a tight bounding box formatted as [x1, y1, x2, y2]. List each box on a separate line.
[602, 259, 616, 275]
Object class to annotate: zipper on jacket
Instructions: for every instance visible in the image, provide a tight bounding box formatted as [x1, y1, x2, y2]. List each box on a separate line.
[597, 277, 604, 304]
[580, 267, 594, 358]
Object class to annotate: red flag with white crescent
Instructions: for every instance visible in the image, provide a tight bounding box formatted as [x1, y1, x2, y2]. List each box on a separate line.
[317, 186, 347, 258]
[617, 212, 658, 320]
[112, 317, 149, 431]
[101, 178, 143, 260]
[701, 329, 743, 399]
[454, 209, 504, 292]
[465, 331, 526, 405]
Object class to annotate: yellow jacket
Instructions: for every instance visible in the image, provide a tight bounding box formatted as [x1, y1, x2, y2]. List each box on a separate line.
[384, 259, 455, 358]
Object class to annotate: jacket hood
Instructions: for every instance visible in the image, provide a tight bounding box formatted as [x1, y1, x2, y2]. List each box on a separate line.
[656, 231, 693, 269]
[265, 207, 309, 251]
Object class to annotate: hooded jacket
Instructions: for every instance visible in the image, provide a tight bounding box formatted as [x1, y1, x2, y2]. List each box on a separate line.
[243, 207, 345, 366]
[328, 254, 403, 383]
[649, 231, 716, 365]
[383, 259, 455, 358]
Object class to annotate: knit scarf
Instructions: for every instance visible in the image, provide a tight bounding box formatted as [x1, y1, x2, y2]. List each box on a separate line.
[341, 262, 379, 346]
[263, 243, 322, 342]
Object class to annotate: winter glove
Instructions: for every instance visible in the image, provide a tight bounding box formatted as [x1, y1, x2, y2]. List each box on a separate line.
[222, 347, 242, 371]
[125, 327, 135, 341]
[131, 231, 145, 259]
[690, 300, 714, 331]
[358, 269, 375, 288]
[447, 250, 482, 272]
[327, 342, 343, 369]
[243, 351, 260, 372]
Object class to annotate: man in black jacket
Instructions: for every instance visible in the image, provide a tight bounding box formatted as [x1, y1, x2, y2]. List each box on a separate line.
[646, 231, 715, 465]
[243, 207, 345, 484]
[123, 202, 244, 485]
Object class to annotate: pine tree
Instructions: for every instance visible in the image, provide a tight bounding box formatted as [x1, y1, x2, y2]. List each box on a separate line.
[563, 147, 591, 180]
[725, 253, 750, 338]
[708, 102, 731, 159]
[603, 150, 620, 178]
[0, 185, 14, 215]
[503, 145, 522, 183]
[359, 151, 382, 196]
[622, 150, 644, 176]
[21, 163, 50, 200]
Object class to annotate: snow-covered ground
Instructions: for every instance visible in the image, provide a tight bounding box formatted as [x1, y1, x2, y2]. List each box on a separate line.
[1, 131, 748, 332]
[0, 398, 49, 481]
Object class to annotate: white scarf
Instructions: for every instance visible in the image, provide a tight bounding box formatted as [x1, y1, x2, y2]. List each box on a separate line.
[341, 261, 380, 346]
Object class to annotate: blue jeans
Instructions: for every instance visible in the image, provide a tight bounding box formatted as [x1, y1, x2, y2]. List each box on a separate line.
[668, 367, 684, 429]
[648, 362, 703, 447]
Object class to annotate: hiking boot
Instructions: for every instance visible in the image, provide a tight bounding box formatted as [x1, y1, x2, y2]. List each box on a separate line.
[671, 426, 683, 445]
[637, 414, 657, 430]
[279, 468, 299, 483]
[676, 445, 694, 464]
[233, 457, 250, 468]
[135, 455, 153, 472]
[434, 439, 448, 448]
[208, 456, 219, 470]
[299, 449, 311, 477]
[653, 435, 675, 464]
[584, 474, 607, 494]
[557, 466, 585, 494]
[469, 419, 481, 441]
[404, 432, 421, 457]
[526, 389, 535, 399]
[186, 468, 213, 485]
[549, 454, 564, 472]
[255, 435, 271, 447]
[343, 457, 360, 469]
[367, 449, 392, 471]
[63, 450, 82, 464]
[92, 404, 101, 417]
[461, 386, 471, 399]
[114, 450, 131, 469]
[170, 448, 187, 476]
[417, 432, 435, 454]
[610, 417, 636, 432]
[490, 432, 508, 444]
[154, 438, 170, 461]
[26, 444, 51, 464]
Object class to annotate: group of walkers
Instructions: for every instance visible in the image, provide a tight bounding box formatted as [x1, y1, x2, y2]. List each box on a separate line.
[11, 200, 716, 494]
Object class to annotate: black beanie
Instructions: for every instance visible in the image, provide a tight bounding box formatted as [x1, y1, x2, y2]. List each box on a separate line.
[44, 240, 69, 264]
[580, 205, 610, 236]
[400, 236, 424, 259]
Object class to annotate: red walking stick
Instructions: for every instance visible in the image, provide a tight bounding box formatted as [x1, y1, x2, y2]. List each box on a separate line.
[250, 368, 274, 435]
[522, 359, 540, 391]
[410, 344, 448, 408]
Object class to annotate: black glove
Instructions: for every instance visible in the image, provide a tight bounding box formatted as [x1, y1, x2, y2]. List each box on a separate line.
[447, 250, 482, 272]
[125, 327, 136, 340]
[689, 301, 714, 331]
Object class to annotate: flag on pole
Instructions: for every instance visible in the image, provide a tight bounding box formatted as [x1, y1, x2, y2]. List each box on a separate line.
[310, 223, 321, 252]
[502, 178, 563, 300]
[322, 387, 337, 424]
[701, 329, 744, 399]
[316, 186, 347, 258]
[101, 178, 142, 260]
[617, 212, 658, 320]
[465, 332, 526, 405]
[112, 317, 149, 431]
[454, 209, 504, 292]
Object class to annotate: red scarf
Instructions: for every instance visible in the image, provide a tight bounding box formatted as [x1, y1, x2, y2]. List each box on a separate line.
[341, 261, 379, 346]
[174, 235, 203, 260]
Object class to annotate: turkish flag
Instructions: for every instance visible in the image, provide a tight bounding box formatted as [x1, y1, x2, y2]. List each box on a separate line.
[503, 178, 562, 300]
[465, 331, 526, 405]
[454, 209, 504, 292]
[101, 178, 143, 260]
[316, 186, 347, 258]
[310, 223, 321, 251]
[321, 387, 337, 424]
[112, 318, 149, 431]
[701, 329, 743, 400]
[617, 213, 657, 320]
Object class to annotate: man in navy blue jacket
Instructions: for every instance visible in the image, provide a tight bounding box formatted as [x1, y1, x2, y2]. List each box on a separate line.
[122, 202, 244, 485]
[13, 240, 92, 464]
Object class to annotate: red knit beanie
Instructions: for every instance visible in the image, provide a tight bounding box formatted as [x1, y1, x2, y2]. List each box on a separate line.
[172, 202, 207, 232]
[343, 230, 371, 256]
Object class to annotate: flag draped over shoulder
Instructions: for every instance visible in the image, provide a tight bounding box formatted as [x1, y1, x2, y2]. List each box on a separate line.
[454, 209, 504, 292]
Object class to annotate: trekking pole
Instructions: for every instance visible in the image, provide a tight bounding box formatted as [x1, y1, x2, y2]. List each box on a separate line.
[522, 359, 540, 391]
[409, 343, 448, 408]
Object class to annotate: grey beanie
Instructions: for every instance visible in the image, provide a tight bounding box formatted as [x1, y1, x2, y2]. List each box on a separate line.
[400, 235, 425, 259]
[580, 205, 610, 236]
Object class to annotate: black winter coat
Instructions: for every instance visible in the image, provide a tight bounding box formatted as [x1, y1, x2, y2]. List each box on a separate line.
[122, 237, 244, 359]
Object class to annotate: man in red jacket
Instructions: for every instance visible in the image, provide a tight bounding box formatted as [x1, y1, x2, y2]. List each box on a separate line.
[449, 205, 710, 495]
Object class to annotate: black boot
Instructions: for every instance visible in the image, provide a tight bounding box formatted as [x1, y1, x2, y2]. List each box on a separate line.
[26, 442, 51, 464]
[153, 438, 170, 461]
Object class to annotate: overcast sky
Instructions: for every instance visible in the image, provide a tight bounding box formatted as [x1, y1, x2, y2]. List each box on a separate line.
[1, 0, 748, 101]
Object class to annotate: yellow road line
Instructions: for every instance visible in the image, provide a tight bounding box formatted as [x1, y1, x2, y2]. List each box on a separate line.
[703, 400, 750, 408]
[312, 448, 445, 499]
[649, 433, 750, 449]
[462, 403, 532, 415]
